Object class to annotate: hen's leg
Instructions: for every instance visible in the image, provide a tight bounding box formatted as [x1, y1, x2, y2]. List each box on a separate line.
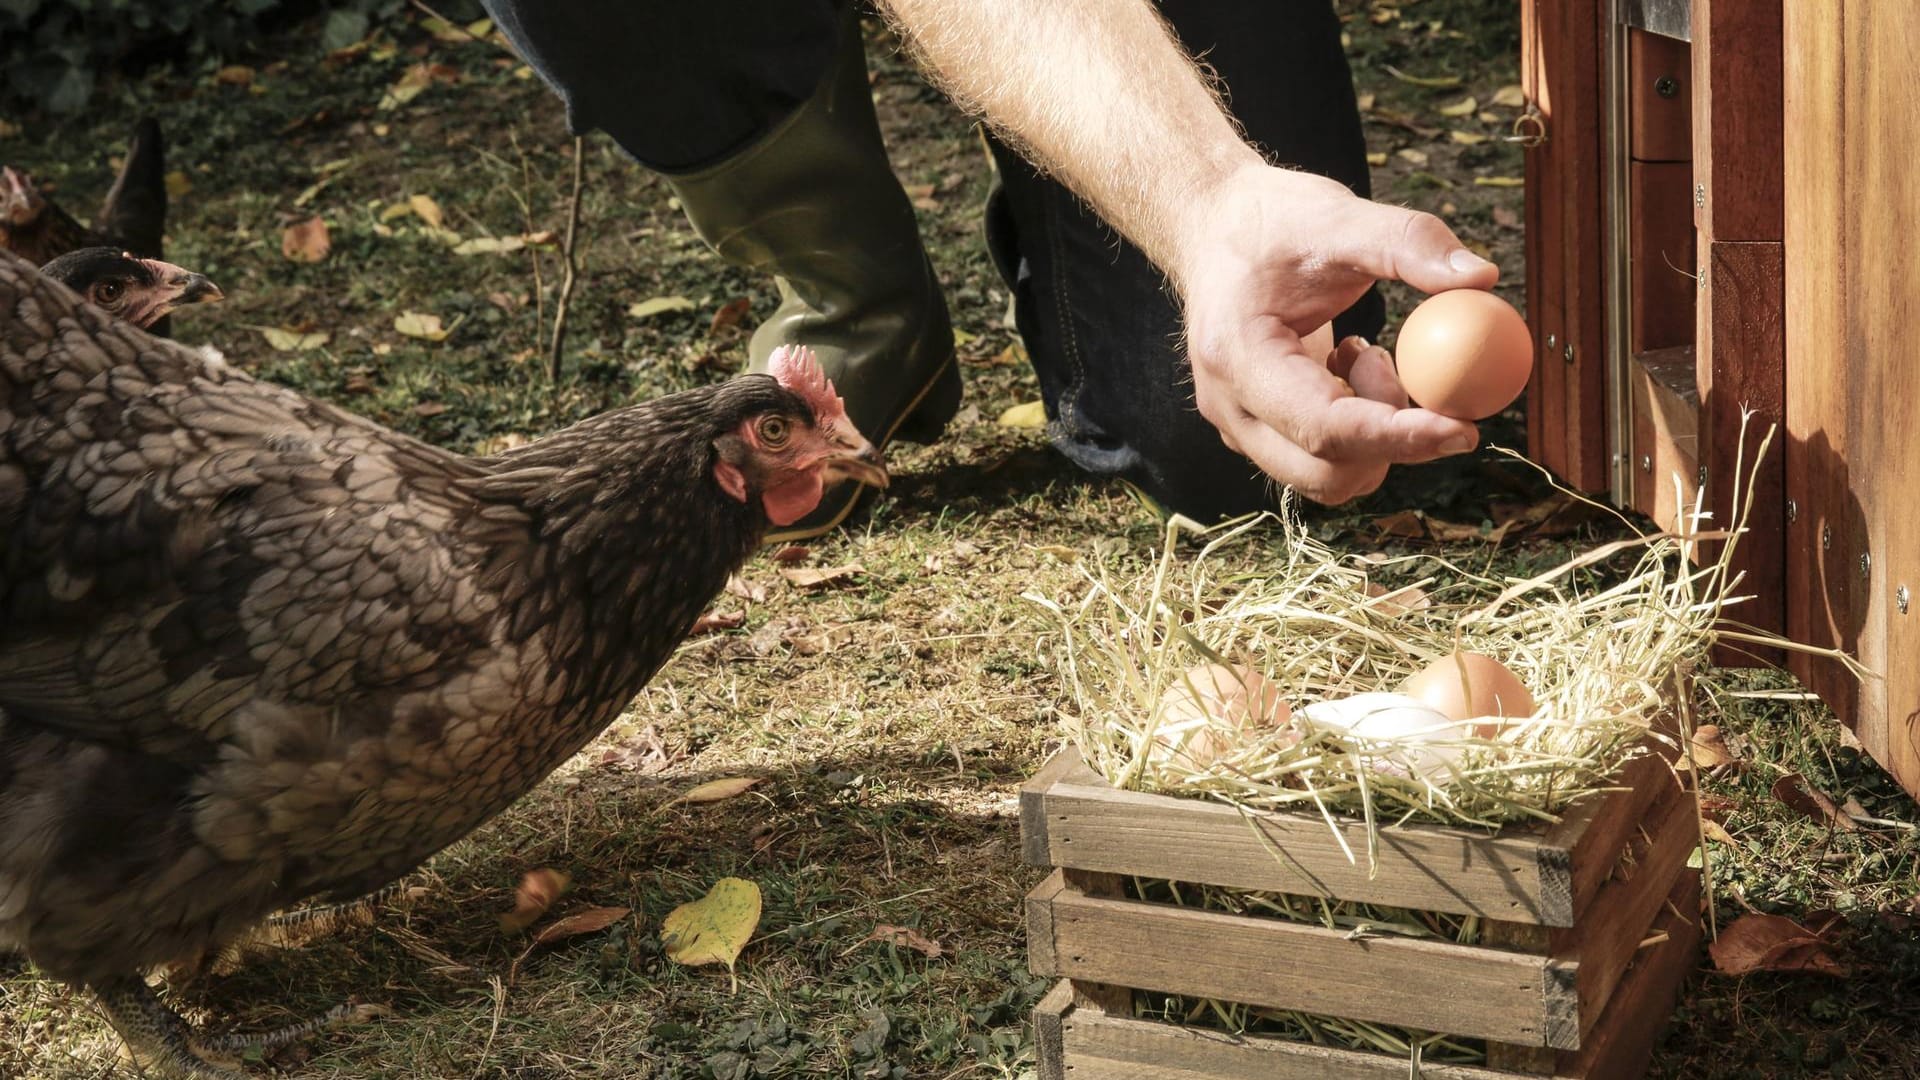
[92, 976, 245, 1080]
[263, 882, 405, 938]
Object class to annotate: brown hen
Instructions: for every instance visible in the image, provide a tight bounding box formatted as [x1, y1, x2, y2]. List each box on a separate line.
[0, 247, 884, 1076]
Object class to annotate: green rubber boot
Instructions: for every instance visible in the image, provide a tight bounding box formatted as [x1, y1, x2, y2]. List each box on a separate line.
[664, 9, 960, 543]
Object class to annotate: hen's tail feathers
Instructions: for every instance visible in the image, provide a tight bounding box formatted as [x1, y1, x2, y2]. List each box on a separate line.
[95, 117, 167, 260]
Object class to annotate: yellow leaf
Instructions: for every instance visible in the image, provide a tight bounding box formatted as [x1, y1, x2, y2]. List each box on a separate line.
[1365, 151, 1389, 167]
[1474, 176, 1525, 188]
[1437, 96, 1478, 117]
[952, 328, 976, 347]
[394, 311, 450, 342]
[1383, 65, 1462, 89]
[1491, 84, 1528, 108]
[466, 17, 494, 37]
[662, 877, 763, 985]
[1395, 148, 1429, 166]
[164, 170, 193, 198]
[1356, 92, 1376, 112]
[629, 296, 697, 320]
[379, 202, 415, 222]
[1450, 130, 1490, 146]
[997, 400, 1047, 428]
[1034, 544, 1079, 562]
[452, 235, 526, 256]
[421, 226, 464, 247]
[258, 326, 330, 351]
[1478, 111, 1502, 125]
[408, 194, 445, 229]
[671, 777, 762, 806]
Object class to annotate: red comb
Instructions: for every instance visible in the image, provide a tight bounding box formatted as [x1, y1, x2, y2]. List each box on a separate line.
[767, 344, 847, 423]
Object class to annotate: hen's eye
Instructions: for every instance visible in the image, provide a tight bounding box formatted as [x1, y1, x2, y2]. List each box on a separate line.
[94, 280, 124, 304]
[756, 415, 791, 447]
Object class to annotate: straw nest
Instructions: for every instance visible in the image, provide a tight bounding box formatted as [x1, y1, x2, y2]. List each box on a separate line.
[1030, 423, 1852, 848]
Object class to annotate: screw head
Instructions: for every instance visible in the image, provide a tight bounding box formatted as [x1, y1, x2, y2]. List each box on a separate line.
[1563, 342, 1575, 364]
[1899, 585, 1910, 615]
[1786, 499, 1799, 523]
[1694, 182, 1706, 208]
[1697, 466, 1708, 488]
[1822, 524, 1833, 550]
[1656, 75, 1680, 98]
[1861, 552, 1873, 581]
[1640, 454, 1653, 473]
[1546, 332, 1557, 351]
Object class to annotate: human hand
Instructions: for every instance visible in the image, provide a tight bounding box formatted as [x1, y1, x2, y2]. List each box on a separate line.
[1174, 165, 1503, 504]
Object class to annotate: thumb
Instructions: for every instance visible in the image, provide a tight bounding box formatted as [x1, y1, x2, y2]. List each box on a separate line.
[1346, 201, 1501, 294]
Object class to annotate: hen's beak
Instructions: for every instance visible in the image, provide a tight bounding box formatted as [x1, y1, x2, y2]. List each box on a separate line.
[822, 424, 889, 490]
[143, 258, 225, 315]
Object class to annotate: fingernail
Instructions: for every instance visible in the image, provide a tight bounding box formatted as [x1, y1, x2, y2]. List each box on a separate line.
[1441, 436, 1477, 455]
[1448, 248, 1494, 274]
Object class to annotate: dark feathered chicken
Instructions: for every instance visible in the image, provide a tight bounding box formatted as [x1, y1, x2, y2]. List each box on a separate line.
[1, 118, 168, 266]
[0, 247, 885, 1077]
[40, 247, 223, 330]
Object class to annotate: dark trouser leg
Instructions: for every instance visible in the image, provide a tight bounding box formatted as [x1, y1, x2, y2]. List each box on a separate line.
[984, 0, 1383, 521]
[482, 0, 958, 540]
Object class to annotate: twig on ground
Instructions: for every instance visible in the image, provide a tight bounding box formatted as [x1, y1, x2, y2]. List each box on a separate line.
[548, 136, 587, 381]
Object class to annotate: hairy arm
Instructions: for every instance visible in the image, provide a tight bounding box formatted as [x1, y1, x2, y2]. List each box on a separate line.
[876, 0, 1502, 502]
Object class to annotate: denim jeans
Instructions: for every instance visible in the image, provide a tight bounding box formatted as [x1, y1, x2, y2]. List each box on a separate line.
[483, 0, 1383, 521]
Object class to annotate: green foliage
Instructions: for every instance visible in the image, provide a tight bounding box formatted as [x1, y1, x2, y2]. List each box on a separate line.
[0, 0, 422, 114]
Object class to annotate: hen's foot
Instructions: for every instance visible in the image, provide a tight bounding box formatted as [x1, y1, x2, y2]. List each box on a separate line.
[194, 999, 391, 1055]
[93, 976, 245, 1080]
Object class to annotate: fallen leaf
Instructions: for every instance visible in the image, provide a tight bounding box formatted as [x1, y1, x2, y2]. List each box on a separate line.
[344, 371, 375, 394]
[1437, 95, 1478, 117]
[215, 65, 255, 86]
[1701, 819, 1740, 847]
[781, 564, 866, 590]
[1423, 516, 1485, 542]
[164, 170, 193, 198]
[522, 229, 557, 245]
[1678, 724, 1737, 770]
[379, 63, 459, 110]
[1365, 582, 1431, 614]
[1841, 795, 1871, 823]
[629, 296, 696, 320]
[281, 217, 332, 263]
[1710, 912, 1847, 977]
[661, 877, 763, 984]
[988, 341, 1030, 367]
[500, 868, 571, 932]
[452, 235, 527, 256]
[1450, 130, 1490, 146]
[1491, 84, 1528, 108]
[1034, 544, 1079, 562]
[530, 905, 629, 948]
[394, 311, 450, 342]
[1366, 151, 1389, 166]
[1493, 206, 1521, 228]
[857, 924, 945, 959]
[1372, 510, 1427, 538]
[709, 297, 752, 335]
[1383, 64, 1462, 89]
[408, 193, 445, 229]
[1474, 176, 1525, 188]
[258, 326, 330, 351]
[771, 545, 811, 565]
[690, 610, 745, 636]
[671, 777, 762, 806]
[1396, 147, 1430, 166]
[1356, 92, 1376, 112]
[998, 400, 1047, 428]
[0, 118, 18, 138]
[413, 402, 447, 418]
[1836, 724, 1866, 751]
[725, 574, 768, 603]
[1772, 773, 1859, 832]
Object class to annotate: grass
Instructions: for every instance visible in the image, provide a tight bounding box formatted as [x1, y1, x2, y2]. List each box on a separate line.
[1, 1, 1918, 1077]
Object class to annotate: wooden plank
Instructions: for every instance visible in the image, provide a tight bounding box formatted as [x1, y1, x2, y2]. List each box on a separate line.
[1032, 880, 1581, 1049]
[1629, 162, 1697, 354]
[1697, 241, 1787, 660]
[1628, 346, 1701, 531]
[1560, 871, 1704, 1078]
[1522, 0, 1565, 481]
[1064, 868, 1135, 1015]
[1555, 780, 1700, 1040]
[1033, 979, 1071, 1080]
[1025, 869, 1066, 978]
[1628, 30, 1692, 163]
[1018, 746, 1081, 867]
[1691, 0, 1784, 242]
[1537, 747, 1677, 924]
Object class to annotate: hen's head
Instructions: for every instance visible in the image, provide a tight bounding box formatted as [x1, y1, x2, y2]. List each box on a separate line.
[39, 247, 223, 329]
[713, 345, 887, 526]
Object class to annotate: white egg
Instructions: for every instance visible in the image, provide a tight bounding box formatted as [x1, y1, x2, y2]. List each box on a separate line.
[1300, 692, 1478, 779]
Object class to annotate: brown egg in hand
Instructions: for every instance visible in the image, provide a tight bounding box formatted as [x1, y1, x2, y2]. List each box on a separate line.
[1398, 652, 1535, 737]
[1150, 662, 1292, 766]
[1394, 289, 1534, 420]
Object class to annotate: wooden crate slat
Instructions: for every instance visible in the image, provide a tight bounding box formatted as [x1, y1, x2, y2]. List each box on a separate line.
[1022, 746, 1672, 927]
[1028, 869, 1580, 1049]
[1560, 870, 1705, 1077]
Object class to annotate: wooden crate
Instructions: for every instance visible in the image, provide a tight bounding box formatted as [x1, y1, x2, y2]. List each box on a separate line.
[1020, 746, 1704, 1078]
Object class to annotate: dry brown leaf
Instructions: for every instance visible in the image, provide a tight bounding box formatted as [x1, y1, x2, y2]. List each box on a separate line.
[1701, 819, 1740, 847]
[771, 545, 811, 565]
[1371, 510, 1426, 539]
[690, 610, 745, 636]
[781, 564, 865, 590]
[672, 776, 762, 806]
[1677, 724, 1737, 770]
[1365, 582, 1431, 614]
[412, 402, 447, 418]
[1423, 516, 1485, 542]
[1772, 773, 1859, 832]
[858, 924, 945, 959]
[282, 217, 332, 263]
[500, 868, 570, 932]
[408, 193, 445, 229]
[709, 297, 752, 335]
[1493, 206, 1521, 228]
[725, 574, 768, 604]
[1710, 912, 1847, 977]
[531, 906, 630, 948]
[215, 65, 255, 86]
[394, 311, 450, 342]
